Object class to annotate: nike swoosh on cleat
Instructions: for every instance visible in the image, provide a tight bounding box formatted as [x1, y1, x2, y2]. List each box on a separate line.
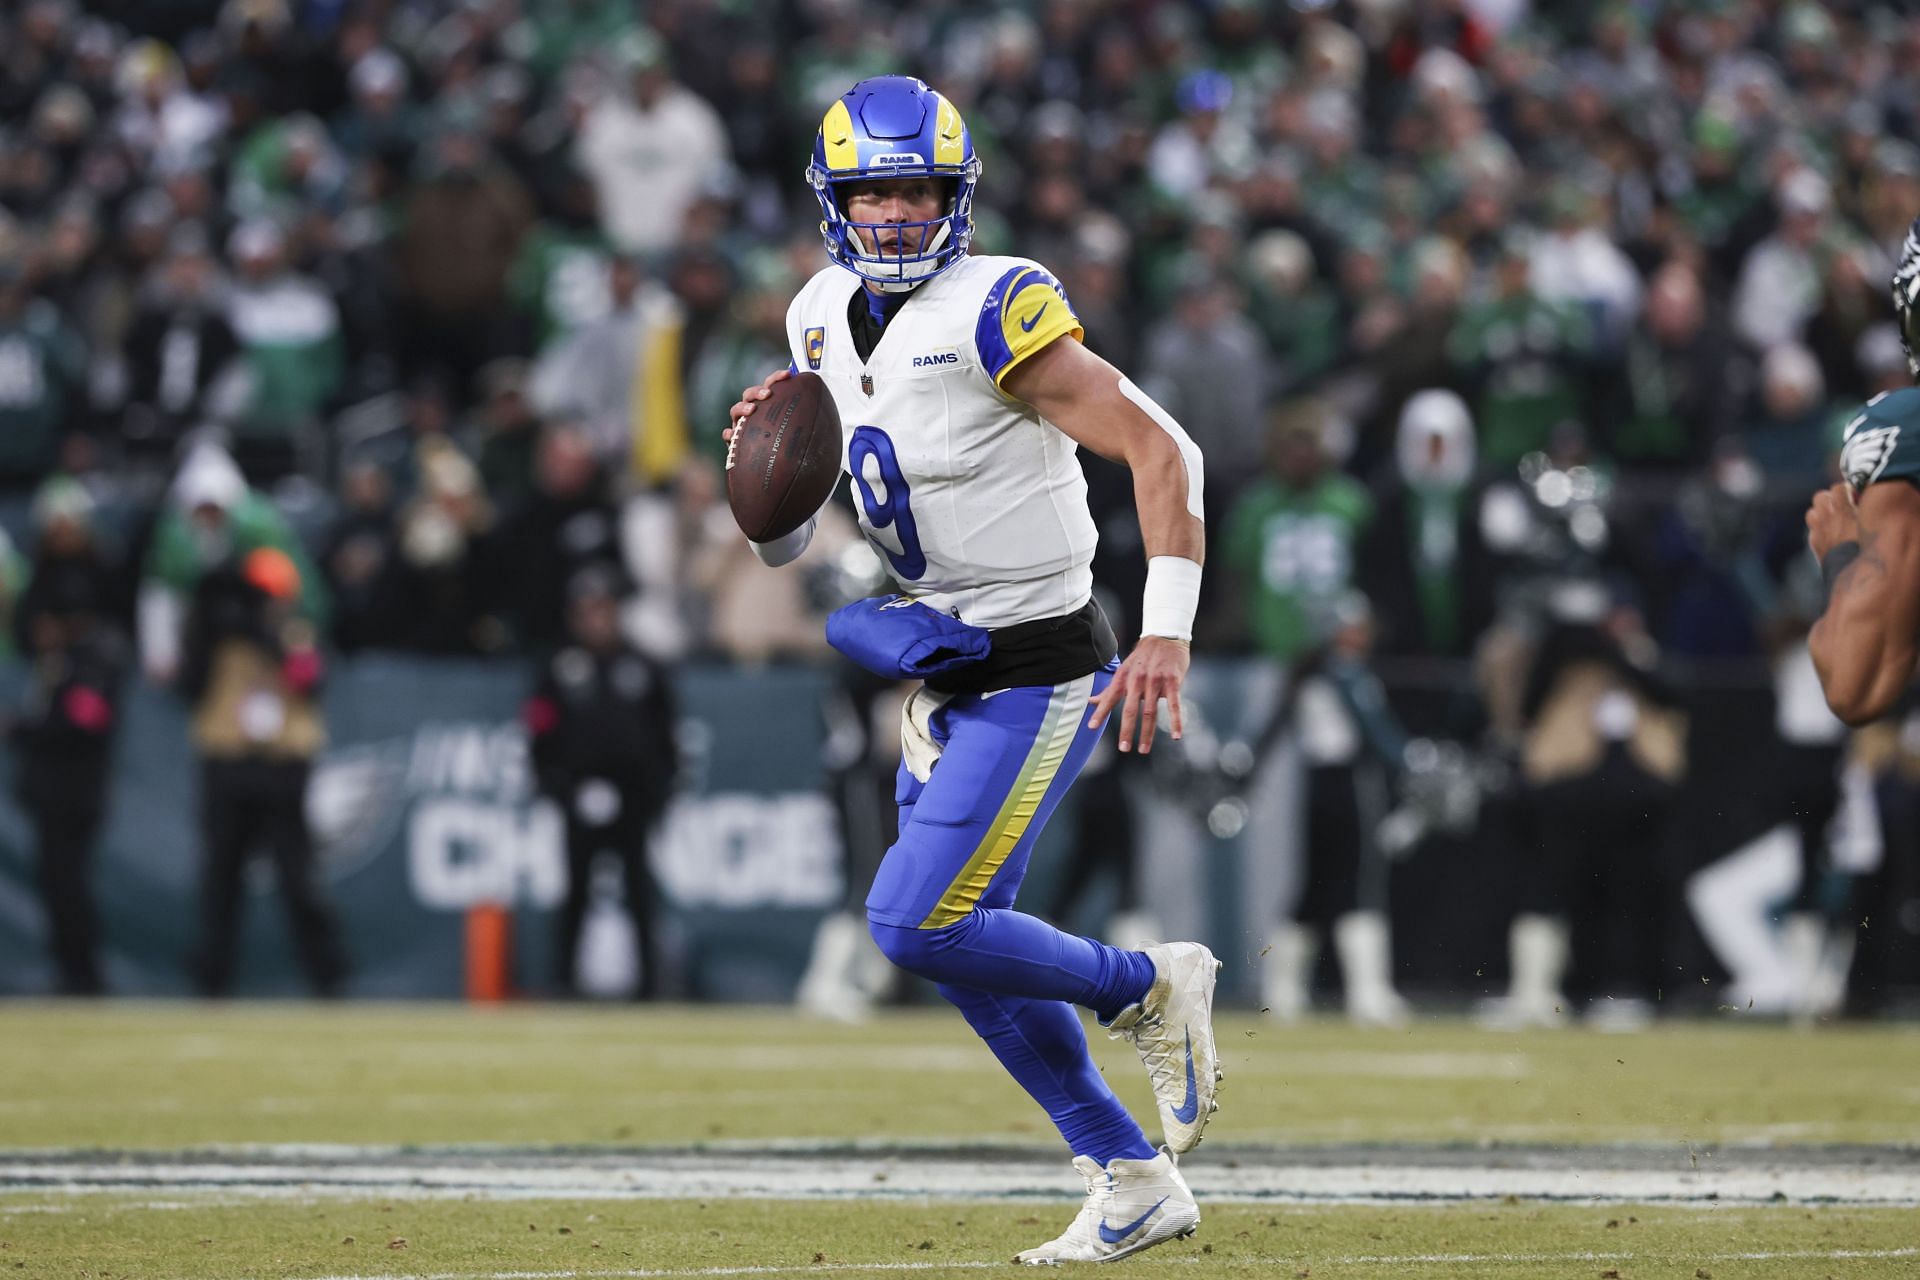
[1020, 302, 1050, 332]
[1171, 1031, 1199, 1124]
[1097, 1197, 1167, 1244]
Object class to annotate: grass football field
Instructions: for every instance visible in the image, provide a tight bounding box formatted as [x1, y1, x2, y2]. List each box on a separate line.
[3, 1002, 1918, 1278]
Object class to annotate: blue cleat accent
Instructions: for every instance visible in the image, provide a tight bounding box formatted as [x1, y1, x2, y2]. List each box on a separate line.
[1098, 1197, 1168, 1244]
[1171, 1032, 1199, 1125]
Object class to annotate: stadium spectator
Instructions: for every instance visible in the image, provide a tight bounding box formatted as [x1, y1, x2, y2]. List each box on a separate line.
[394, 122, 532, 406]
[11, 477, 124, 996]
[0, 248, 87, 493]
[1360, 390, 1495, 660]
[1245, 228, 1341, 398]
[685, 489, 858, 666]
[1529, 179, 1644, 348]
[576, 30, 731, 259]
[1223, 399, 1373, 662]
[489, 422, 626, 652]
[527, 250, 686, 480]
[1261, 593, 1414, 1028]
[1601, 259, 1747, 474]
[1741, 341, 1834, 494]
[1806, 244, 1886, 407]
[318, 459, 399, 654]
[525, 565, 677, 999]
[1477, 583, 1685, 1029]
[1731, 168, 1834, 352]
[331, 46, 417, 165]
[1139, 269, 1269, 507]
[1364, 235, 1472, 458]
[228, 113, 347, 228]
[180, 544, 345, 998]
[470, 357, 543, 510]
[121, 225, 241, 462]
[1447, 233, 1594, 470]
[383, 436, 500, 655]
[685, 252, 798, 474]
[137, 440, 324, 685]
[223, 218, 341, 479]
[507, 166, 615, 355]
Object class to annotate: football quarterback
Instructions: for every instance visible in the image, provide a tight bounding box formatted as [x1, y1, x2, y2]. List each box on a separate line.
[727, 76, 1218, 1264]
[1807, 214, 1920, 724]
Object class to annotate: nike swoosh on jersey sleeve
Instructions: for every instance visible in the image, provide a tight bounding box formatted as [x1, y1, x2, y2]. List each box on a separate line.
[975, 263, 1084, 387]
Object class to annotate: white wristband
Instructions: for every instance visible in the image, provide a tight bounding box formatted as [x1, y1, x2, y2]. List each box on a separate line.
[1140, 556, 1201, 641]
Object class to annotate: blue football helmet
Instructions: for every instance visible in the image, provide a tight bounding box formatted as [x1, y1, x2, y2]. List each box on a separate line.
[807, 76, 981, 291]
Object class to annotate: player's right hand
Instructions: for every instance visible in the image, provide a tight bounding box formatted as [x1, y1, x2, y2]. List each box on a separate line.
[725, 368, 793, 443]
[1805, 481, 1861, 560]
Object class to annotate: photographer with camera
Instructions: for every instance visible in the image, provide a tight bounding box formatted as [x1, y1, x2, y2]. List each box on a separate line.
[180, 545, 345, 997]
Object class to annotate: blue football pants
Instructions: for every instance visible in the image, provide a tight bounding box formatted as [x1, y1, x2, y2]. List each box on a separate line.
[864, 668, 1158, 1164]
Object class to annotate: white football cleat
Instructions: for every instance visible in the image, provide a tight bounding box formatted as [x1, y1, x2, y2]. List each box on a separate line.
[1013, 1148, 1200, 1265]
[1106, 942, 1222, 1154]
[1474, 914, 1569, 1031]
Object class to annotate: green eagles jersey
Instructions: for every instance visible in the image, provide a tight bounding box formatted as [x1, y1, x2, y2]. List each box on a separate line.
[509, 224, 615, 351]
[145, 492, 330, 629]
[1840, 387, 1920, 496]
[0, 301, 86, 482]
[1448, 295, 1591, 469]
[1225, 474, 1374, 662]
[229, 279, 343, 435]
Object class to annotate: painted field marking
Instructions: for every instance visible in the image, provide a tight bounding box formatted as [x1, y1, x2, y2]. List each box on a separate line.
[8, 1152, 1915, 1207]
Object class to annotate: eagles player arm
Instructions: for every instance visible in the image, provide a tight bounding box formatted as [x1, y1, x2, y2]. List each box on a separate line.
[1003, 336, 1206, 754]
[1806, 480, 1920, 725]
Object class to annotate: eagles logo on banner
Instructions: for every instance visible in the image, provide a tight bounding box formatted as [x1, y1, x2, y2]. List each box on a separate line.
[1841, 421, 1899, 495]
[805, 326, 826, 369]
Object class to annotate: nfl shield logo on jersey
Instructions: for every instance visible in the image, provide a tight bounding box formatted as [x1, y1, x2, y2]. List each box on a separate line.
[861, 373, 875, 396]
[805, 327, 826, 369]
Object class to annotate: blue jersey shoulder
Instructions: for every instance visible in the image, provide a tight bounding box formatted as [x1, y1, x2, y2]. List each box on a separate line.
[1841, 388, 1920, 491]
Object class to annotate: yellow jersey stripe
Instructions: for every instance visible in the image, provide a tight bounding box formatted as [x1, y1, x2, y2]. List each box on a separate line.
[919, 677, 1090, 929]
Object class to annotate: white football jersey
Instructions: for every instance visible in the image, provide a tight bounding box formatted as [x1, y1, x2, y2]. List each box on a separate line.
[784, 254, 1099, 629]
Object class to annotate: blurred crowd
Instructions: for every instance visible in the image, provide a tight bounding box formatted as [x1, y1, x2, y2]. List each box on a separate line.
[3, 0, 1919, 1009]
[0, 0, 1912, 668]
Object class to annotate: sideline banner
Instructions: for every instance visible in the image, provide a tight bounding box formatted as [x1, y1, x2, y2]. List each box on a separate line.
[0, 658, 842, 998]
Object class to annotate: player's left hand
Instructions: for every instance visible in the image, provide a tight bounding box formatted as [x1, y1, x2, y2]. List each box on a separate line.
[1089, 636, 1190, 754]
[1806, 481, 1862, 560]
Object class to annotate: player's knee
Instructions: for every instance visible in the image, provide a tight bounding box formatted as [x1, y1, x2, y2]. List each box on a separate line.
[867, 916, 932, 973]
[867, 914, 967, 978]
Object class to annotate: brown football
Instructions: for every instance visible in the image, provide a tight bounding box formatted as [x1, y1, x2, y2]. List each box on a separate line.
[726, 372, 844, 543]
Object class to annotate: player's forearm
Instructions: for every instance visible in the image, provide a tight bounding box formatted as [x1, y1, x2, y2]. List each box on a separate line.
[1810, 544, 1916, 724]
[1130, 450, 1206, 565]
[1126, 429, 1206, 642]
[1810, 610, 1913, 725]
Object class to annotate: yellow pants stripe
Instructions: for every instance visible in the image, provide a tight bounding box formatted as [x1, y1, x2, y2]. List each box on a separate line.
[919, 676, 1091, 929]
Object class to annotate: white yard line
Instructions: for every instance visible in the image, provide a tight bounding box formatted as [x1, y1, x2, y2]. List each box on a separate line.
[5, 1152, 1917, 1206]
